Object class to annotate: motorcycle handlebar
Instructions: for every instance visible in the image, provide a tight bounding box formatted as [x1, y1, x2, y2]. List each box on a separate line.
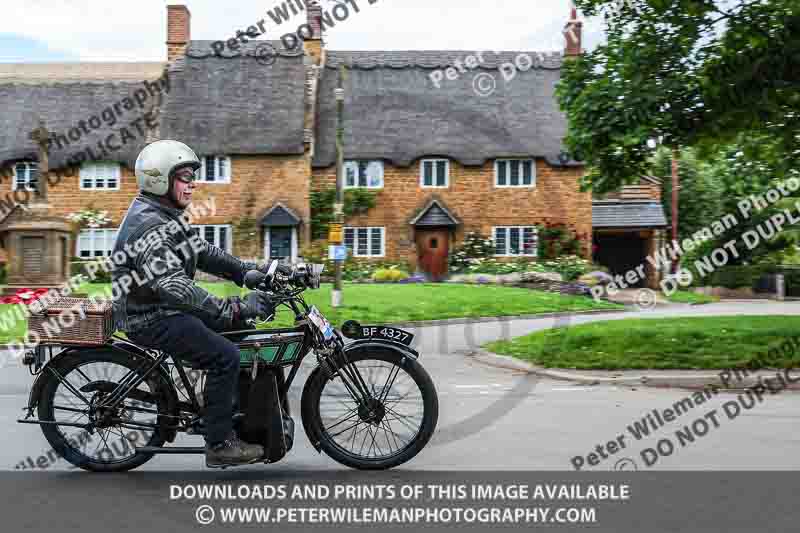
[243, 270, 268, 290]
[243, 267, 309, 292]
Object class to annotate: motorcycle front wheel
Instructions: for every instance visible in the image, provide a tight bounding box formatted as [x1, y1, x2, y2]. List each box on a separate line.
[301, 345, 438, 470]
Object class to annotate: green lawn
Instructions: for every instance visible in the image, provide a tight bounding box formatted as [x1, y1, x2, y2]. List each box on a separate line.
[0, 282, 620, 344]
[665, 290, 719, 305]
[485, 316, 800, 370]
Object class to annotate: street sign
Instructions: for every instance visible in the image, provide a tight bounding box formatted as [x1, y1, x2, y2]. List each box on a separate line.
[328, 223, 343, 244]
[328, 245, 347, 261]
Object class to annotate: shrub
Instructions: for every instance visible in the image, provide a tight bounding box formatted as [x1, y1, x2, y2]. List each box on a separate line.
[534, 255, 593, 281]
[0, 263, 6, 285]
[705, 265, 767, 289]
[372, 268, 410, 282]
[71, 260, 112, 284]
[449, 232, 495, 271]
[299, 240, 411, 282]
[538, 225, 583, 260]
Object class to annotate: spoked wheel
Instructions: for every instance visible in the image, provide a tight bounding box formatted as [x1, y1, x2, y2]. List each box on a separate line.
[302, 346, 438, 470]
[37, 350, 175, 472]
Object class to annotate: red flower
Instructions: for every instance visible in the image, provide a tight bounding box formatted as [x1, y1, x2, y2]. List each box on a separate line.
[0, 288, 49, 305]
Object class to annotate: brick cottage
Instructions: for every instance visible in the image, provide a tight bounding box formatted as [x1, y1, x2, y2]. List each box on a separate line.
[0, 3, 667, 287]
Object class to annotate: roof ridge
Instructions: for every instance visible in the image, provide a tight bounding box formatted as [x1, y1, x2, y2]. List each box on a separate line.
[323, 50, 564, 70]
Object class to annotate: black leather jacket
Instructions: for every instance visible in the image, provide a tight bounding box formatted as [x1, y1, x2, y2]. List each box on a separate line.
[111, 194, 257, 334]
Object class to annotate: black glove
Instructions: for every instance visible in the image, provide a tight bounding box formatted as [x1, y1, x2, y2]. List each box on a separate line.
[258, 261, 293, 277]
[233, 292, 275, 324]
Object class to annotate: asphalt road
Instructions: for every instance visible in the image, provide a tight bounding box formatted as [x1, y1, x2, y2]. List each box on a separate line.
[1, 301, 798, 472]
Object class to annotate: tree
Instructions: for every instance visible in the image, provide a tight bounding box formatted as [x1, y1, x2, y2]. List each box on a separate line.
[557, 0, 800, 193]
[672, 133, 800, 267]
[650, 146, 723, 242]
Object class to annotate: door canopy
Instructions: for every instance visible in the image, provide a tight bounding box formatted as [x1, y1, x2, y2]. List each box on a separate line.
[409, 198, 460, 227]
[261, 203, 301, 227]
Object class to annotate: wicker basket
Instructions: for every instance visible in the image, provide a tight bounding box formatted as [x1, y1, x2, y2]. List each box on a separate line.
[28, 296, 113, 346]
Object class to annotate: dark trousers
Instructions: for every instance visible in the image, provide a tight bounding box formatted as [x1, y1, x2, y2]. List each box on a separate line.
[129, 313, 239, 445]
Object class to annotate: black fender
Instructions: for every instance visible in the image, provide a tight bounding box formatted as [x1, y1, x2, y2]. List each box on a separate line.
[25, 342, 179, 441]
[341, 338, 419, 360]
[300, 340, 419, 453]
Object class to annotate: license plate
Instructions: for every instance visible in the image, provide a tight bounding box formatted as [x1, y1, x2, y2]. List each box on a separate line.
[308, 306, 335, 341]
[360, 326, 414, 346]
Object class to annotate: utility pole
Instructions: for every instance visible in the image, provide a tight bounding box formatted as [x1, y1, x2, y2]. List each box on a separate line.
[332, 66, 346, 307]
[671, 147, 680, 274]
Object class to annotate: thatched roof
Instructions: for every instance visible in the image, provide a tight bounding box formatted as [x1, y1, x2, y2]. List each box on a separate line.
[159, 40, 307, 156]
[312, 50, 576, 168]
[1, 46, 580, 173]
[0, 77, 164, 170]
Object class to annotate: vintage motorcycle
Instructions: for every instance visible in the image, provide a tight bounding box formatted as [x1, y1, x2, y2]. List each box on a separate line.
[18, 261, 438, 471]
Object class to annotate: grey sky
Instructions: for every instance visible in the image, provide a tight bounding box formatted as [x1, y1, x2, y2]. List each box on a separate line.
[1, 0, 606, 62]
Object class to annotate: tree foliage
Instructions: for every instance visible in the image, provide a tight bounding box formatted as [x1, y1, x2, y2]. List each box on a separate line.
[557, 0, 800, 193]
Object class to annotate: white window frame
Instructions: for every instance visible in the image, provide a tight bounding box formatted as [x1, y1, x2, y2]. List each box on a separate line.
[419, 158, 449, 188]
[495, 159, 536, 188]
[492, 226, 538, 257]
[344, 227, 385, 258]
[12, 161, 39, 192]
[192, 224, 232, 253]
[76, 228, 118, 259]
[343, 160, 384, 189]
[79, 161, 121, 190]
[198, 156, 232, 184]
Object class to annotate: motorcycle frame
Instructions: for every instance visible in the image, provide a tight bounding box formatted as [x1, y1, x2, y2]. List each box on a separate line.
[19, 292, 419, 441]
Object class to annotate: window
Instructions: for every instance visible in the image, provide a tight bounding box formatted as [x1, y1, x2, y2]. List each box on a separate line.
[493, 226, 538, 257]
[80, 162, 121, 190]
[198, 156, 231, 183]
[12, 162, 39, 191]
[344, 160, 384, 188]
[77, 228, 118, 258]
[192, 224, 232, 253]
[495, 159, 535, 187]
[344, 227, 385, 257]
[420, 159, 449, 188]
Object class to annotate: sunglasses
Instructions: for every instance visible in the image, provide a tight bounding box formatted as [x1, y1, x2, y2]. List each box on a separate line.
[173, 168, 198, 184]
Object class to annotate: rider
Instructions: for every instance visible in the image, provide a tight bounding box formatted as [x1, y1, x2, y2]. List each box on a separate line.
[112, 139, 274, 468]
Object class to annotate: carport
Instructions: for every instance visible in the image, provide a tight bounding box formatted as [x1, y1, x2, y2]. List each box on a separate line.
[592, 201, 668, 289]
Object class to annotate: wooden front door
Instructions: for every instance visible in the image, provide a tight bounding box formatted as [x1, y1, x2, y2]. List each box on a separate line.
[416, 229, 450, 281]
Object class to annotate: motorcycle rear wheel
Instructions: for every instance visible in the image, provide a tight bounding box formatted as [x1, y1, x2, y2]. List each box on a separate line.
[301, 346, 438, 470]
[37, 350, 174, 472]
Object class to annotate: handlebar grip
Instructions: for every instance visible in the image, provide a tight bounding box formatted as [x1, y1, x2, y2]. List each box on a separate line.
[244, 270, 268, 290]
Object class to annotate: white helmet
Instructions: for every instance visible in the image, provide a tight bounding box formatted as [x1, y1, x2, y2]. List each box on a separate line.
[134, 140, 201, 196]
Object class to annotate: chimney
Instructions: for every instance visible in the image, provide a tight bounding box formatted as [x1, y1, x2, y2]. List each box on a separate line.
[564, 4, 583, 57]
[303, 0, 324, 66]
[166, 4, 191, 63]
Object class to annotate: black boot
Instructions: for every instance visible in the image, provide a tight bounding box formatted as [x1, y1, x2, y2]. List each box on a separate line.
[205, 431, 264, 468]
